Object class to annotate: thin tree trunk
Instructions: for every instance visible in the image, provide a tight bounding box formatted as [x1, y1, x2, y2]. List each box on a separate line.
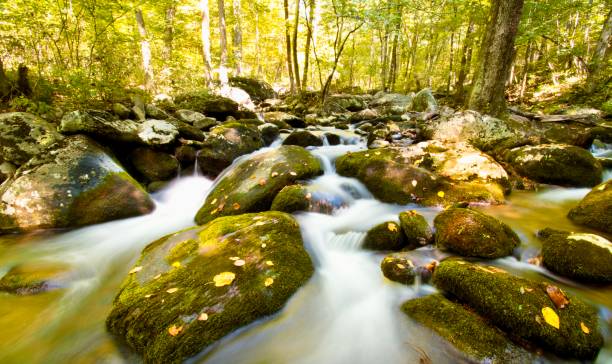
[135, 9, 155, 92]
[389, 31, 399, 91]
[586, 8, 612, 92]
[217, 0, 229, 86]
[292, 0, 301, 91]
[232, 0, 242, 75]
[519, 41, 532, 102]
[255, 11, 261, 77]
[162, 2, 176, 81]
[447, 30, 455, 94]
[302, 0, 315, 89]
[468, 0, 524, 117]
[284, 0, 295, 92]
[200, 0, 213, 85]
[0, 58, 10, 101]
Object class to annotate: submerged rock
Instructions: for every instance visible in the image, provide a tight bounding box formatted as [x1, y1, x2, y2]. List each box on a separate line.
[380, 253, 417, 284]
[539, 228, 612, 283]
[506, 144, 602, 187]
[0, 112, 63, 166]
[130, 148, 179, 182]
[0, 135, 154, 232]
[567, 180, 611, 233]
[363, 221, 406, 251]
[0, 261, 71, 295]
[402, 294, 536, 363]
[433, 259, 604, 360]
[106, 211, 313, 363]
[270, 185, 311, 213]
[282, 130, 323, 148]
[398, 210, 433, 249]
[195, 146, 322, 225]
[434, 208, 520, 259]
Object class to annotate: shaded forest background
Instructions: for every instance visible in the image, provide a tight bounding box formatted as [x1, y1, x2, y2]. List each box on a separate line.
[0, 0, 610, 116]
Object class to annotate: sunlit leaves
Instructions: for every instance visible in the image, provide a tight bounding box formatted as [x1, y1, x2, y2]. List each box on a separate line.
[214, 272, 236, 287]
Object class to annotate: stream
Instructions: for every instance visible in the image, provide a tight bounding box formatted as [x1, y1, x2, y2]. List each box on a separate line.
[0, 132, 611, 364]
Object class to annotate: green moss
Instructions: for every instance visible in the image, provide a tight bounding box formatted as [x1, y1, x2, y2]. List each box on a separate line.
[282, 131, 323, 147]
[195, 146, 322, 225]
[270, 185, 310, 213]
[106, 211, 314, 363]
[380, 253, 416, 284]
[402, 294, 536, 363]
[363, 221, 406, 251]
[0, 261, 70, 295]
[539, 228, 612, 283]
[174, 92, 240, 120]
[434, 207, 520, 258]
[432, 259, 604, 360]
[398, 210, 433, 249]
[568, 180, 611, 234]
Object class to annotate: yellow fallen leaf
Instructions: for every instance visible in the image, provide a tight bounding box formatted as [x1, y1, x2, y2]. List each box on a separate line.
[580, 322, 590, 334]
[289, 171, 297, 176]
[234, 259, 246, 266]
[198, 313, 209, 321]
[233, 202, 240, 210]
[210, 198, 217, 205]
[166, 288, 179, 294]
[365, 153, 370, 157]
[271, 172, 279, 178]
[258, 178, 267, 186]
[172, 261, 181, 268]
[266, 260, 274, 266]
[387, 223, 398, 232]
[261, 243, 267, 248]
[542, 307, 560, 329]
[437, 191, 445, 198]
[144, 294, 154, 298]
[168, 325, 183, 336]
[396, 263, 406, 269]
[375, 151, 381, 155]
[264, 277, 274, 287]
[214, 272, 236, 287]
[129, 266, 143, 274]
[229, 256, 240, 261]
[153, 274, 162, 280]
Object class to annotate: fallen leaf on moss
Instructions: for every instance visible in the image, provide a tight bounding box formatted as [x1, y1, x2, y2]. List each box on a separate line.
[396, 263, 406, 269]
[198, 313, 209, 321]
[411, 180, 418, 187]
[214, 272, 236, 287]
[129, 266, 143, 274]
[234, 259, 246, 267]
[232, 203, 240, 210]
[145, 294, 154, 298]
[437, 191, 445, 198]
[546, 285, 569, 309]
[168, 325, 183, 336]
[210, 198, 217, 205]
[271, 172, 279, 178]
[266, 260, 274, 266]
[387, 223, 398, 232]
[542, 307, 560, 329]
[289, 171, 297, 176]
[261, 243, 267, 248]
[580, 322, 590, 334]
[172, 261, 181, 268]
[264, 277, 274, 287]
[259, 178, 267, 186]
[166, 288, 179, 294]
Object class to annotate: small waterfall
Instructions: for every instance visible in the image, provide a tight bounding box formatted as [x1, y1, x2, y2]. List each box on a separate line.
[194, 150, 201, 177]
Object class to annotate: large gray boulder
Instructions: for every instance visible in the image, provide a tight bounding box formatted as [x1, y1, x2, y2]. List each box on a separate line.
[59, 110, 141, 143]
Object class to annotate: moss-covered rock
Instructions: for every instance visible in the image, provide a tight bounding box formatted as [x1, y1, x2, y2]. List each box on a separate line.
[59, 110, 141, 144]
[258, 123, 280, 145]
[399, 210, 433, 249]
[380, 253, 416, 284]
[229, 77, 275, 103]
[402, 294, 536, 363]
[263, 112, 305, 129]
[363, 221, 406, 250]
[163, 118, 205, 142]
[0, 135, 155, 233]
[131, 148, 179, 182]
[411, 88, 437, 113]
[174, 92, 241, 120]
[321, 94, 366, 114]
[270, 185, 310, 213]
[568, 180, 611, 233]
[195, 146, 322, 225]
[106, 211, 313, 363]
[369, 92, 413, 115]
[282, 130, 323, 147]
[0, 112, 64, 166]
[137, 119, 180, 146]
[196, 123, 264, 177]
[539, 228, 612, 283]
[432, 259, 604, 360]
[506, 144, 602, 187]
[434, 208, 520, 259]
[0, 261, 70, 295]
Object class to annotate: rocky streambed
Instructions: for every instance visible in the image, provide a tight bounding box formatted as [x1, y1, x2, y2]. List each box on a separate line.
[0, 85, 611, 363]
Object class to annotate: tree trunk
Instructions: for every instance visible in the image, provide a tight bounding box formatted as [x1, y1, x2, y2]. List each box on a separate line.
[302, 0, 315, 89]
[292, 0, 301, 91]
[284, 0, 295, 93]
[389, 31, 399, 91]
[200, 0, 214, 85]
[232, 0, 242, 75]
[135, 9, 155, 92]
[468, 0, 524, 118]
[447, 30, 455, 94]
[17, 65, 32, 97]
[162, 2, 176, 81]
[217, 0, 229, 87]
[519, 41, 532, 102]
[586, 8, 612, 93]
[0, 59, 11, 101]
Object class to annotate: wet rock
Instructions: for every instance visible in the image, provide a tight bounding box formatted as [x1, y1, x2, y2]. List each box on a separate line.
[263, 112, 305, 129]
[0, 112, 63, 166]
[402, 294, 537, 363]
[0, 261, 71, 295]
[270, 185, 310, 213]
[60, 110, 141, 144]
[229, 77, 275, 103]
[567, 180, 611, 233]
[539, 228, 612, 283]
[411, 88, 437, 113]
[106, 211, 313, 363]
[164, 118, 206, 142]
[112, 103, 131, 119]
[195, 146, 322, 225]
[174, 146, 196, 167]
[380, 253, 417, 284]
[363, 221, 406, 251]
[433, 259, 604, 360]
[145, 104, 169, 119]
[323, 132, 341, 145]
[131, 148, 179, 182]
[0, 135, 154, 232]
[399, 210, 433, 249]
[137, 120, 179, 146]
[282, 130, 323, 148]
[196, 123, 264, 177]
[506, 144, 602, 187]
[147, 181, 169, 193]
[258, 123, 280, 146]
[434, 208, 520, 259]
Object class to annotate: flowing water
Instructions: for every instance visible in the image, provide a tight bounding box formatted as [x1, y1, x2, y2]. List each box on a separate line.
[0, 133, 611, 364]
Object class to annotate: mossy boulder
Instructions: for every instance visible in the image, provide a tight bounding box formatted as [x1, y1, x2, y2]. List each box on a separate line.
[196, 123, 264, 177]
[380, 253, 417, 284]
[0, 261, 71, 295]
[106, 211, 313, 363]
[321, 94, 366, 114]
[434, 208, 519, 258]
[568, 180, 611, 233]
[174, 92, 242, 120]
[506, 144, 602, 187]
[399, 210, 433, 249]
[363, 221, 406, 250]
[263, 112, 305, 129]
[59, 110, 141, 144]
[229, 77, 275, 103]
[145, 104, 169, 119]
[539, 228, 612, 283]
[433, 259, 604, 360]
[0, 135, 155, 233]
[370, 92, 413, 115]
[0, 112, 64, 166]
[195, 146, 322, 225]
[411, 88, 437, 113]
[163, 118, 205, 142]
[258, 123, 280, 145]
[270, 185, 310, 213]
[130, 148, 179, 182]
[402, 294, 536, 363]
[137, 120, 180, 146]
[282, 130, 323, 148]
